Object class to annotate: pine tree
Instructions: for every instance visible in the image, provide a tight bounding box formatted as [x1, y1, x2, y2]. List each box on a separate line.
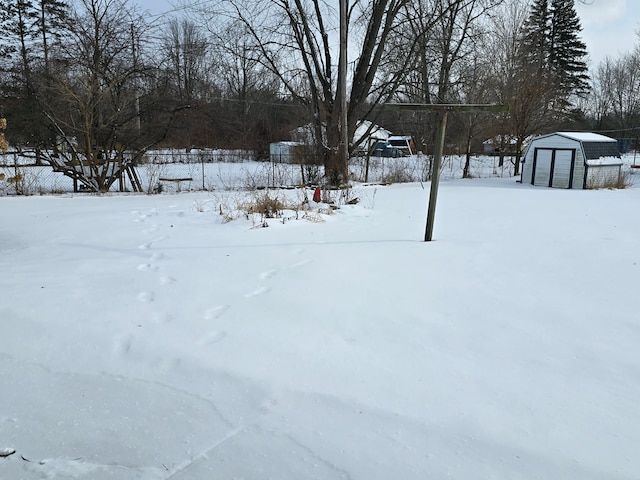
[519, 0, 589, 110]
[35, 0, 70, 71]
[550, 0, 589, 97]
[0, 0, 69, 79]
[0, 0, 69, 150]
[520, 0, 551, 71]
[0, 0, 39, 89]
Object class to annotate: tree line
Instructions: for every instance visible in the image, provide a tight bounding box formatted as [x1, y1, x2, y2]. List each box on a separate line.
[1, 0, 638, 187]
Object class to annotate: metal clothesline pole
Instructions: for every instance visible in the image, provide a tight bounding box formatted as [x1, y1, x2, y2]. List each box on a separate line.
[383, 103, 510, 242]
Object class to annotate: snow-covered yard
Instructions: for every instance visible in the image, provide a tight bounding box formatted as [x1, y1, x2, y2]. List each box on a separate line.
[1, 175, 639, 479]
[0, 152, 522, 195]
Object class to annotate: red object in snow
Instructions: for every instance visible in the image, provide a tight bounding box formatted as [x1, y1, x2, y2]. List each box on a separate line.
[313, 187, 321, 203]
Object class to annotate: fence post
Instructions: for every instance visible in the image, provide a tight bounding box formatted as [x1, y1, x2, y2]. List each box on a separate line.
[201, 154, 205, 190]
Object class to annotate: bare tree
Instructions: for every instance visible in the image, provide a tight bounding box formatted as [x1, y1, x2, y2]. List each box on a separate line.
[429, 0, 503, 103]
[161, 17, 209, 103]
[451, 55, 497, 177]
[481, 0, 558, 175]
[40, 0, 182, 192]
[587, 58, 614, 131]
[581, 34, 640, 147]
[190, 0, 422, 185]
[213, 20, 283, 149]
[606, 51, 640, 135]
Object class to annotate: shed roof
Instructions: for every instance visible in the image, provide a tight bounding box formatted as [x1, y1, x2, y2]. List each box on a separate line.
[530, 131, 620, 160]
[556, 132, 616, 143]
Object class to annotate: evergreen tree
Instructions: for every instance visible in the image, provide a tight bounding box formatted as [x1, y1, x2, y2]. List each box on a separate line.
[519, 0, 589, 111]
[550, 0, 589, 97]
[520, 0, 551, 70]
[0, 4, 17, 59]
[0, 0, 38, 92]
[0, 0, 69, 85]
[35, 0, 70, 71]
[0, 0, 69, 149]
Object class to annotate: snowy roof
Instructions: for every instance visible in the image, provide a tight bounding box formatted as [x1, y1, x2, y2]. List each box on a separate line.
[271, 141, 303, 146]
[556, 132, 617, 143]
[290, 121, 390, 145]
[354, 120, 390, 142]
[586, 157, 623, 166]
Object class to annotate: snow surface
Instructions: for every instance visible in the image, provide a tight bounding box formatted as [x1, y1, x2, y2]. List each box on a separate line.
[1, 176, 640, 479]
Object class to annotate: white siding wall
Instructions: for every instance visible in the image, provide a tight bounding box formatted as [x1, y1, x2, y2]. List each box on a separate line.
[586, 165, 622, 188]
[521, 135, 586, 188]
[574, 148, 586, 188]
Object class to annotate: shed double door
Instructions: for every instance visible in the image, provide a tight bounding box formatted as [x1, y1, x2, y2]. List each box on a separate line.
[532, 148, 576, 188]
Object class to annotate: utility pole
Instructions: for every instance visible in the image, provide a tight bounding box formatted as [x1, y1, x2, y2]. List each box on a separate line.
[384, 103, 510, 241]
[338, 0, 348, 183]
[131, 23, 141, 134]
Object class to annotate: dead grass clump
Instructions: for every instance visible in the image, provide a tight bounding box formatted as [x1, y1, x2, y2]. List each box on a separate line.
[242, 192, 287, 218]
[213, 187, 343, 227]
[608, 170, 633, 189]
[381, 163, 415, 184]
[588, 170, 633, 190]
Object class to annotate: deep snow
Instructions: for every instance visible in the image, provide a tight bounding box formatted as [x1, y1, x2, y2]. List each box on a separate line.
[1, 175, 639, 479]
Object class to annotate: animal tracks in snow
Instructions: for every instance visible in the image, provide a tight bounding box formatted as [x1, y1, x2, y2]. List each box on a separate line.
[137, 263, 159, 272]
[204, 305, 230, 321]
[197, 330, 227, 346]
[289, 259, 311, 269]
[137, 291, 155, 303]
[259, 269, 277, 280]
[113, 334, 133, 355]
[131, 206, 316, 353]
[245, 251, 312, 298]
[159, 275, 176, 286]
[142, 224, 159, 235]
[131, 211, 177, 328]
[243, 285, 271, 298]
[197, 306, 230, 347]
[138, 236, 167, 251]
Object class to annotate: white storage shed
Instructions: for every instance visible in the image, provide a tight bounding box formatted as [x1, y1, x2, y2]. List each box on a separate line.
[521, 132, 622, 189]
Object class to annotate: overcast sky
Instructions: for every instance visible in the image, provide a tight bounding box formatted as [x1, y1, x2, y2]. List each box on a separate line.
[133, 0, 639, 66]
[575, 0, 638, 65]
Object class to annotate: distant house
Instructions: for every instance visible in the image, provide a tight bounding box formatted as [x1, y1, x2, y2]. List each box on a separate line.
[287, 120, 391, 155]
[352, 121, 391, 153]
[387, 135, 416, 156]
[521, 132, 622, 189]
